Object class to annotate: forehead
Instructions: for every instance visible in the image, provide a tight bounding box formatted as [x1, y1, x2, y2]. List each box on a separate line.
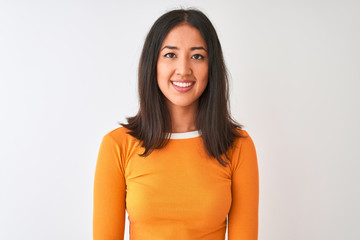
[161, 23, 207, 48]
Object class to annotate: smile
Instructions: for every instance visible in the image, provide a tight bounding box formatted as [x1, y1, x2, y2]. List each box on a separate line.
[171, 81, 195, 92]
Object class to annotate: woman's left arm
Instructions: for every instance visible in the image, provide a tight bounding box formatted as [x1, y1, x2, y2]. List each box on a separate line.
[228, 131, 259, 239]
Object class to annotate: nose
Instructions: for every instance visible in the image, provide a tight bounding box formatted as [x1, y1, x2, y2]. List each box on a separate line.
[175, 56, 192, 77]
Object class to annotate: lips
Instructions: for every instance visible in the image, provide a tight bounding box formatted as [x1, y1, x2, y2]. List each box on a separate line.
[170, 80, 195, 92]
[171, 80, 194, 83]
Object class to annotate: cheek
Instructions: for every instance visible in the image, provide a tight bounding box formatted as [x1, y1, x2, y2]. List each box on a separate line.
[157, 62, 172, 83]
[200, 67, 209, 93]
[157, 64, 172, 94]
[199, 65, 209, 85]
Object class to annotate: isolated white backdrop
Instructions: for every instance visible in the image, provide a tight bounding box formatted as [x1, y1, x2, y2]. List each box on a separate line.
[0, 0, 359, 239]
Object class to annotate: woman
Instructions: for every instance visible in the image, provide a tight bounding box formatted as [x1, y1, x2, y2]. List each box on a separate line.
[93, 8, 259, 240]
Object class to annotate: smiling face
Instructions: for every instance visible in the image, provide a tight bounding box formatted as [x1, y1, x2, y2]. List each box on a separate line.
[157, 23, 209, 112]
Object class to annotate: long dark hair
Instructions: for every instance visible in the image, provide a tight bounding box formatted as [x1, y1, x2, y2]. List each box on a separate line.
[120, 8, 245, 167]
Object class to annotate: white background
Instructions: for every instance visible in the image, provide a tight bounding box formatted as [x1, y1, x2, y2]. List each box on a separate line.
[1, 0, 359, 239]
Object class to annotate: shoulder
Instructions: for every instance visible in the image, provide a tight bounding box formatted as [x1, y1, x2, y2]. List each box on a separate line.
[104, 126, 131, 140]
[102, 126, 140, 149]
[235, 128, 250, 137]
[233, 128, 254, 147]
[229, 128, 257, 169]
[99, 127, 141, 166]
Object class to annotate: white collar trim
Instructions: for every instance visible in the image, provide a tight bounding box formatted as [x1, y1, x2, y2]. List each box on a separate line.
[169, 130, 201, 139]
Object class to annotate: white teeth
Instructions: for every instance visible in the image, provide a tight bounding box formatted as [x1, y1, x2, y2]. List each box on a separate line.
[172, 81, 194, 87]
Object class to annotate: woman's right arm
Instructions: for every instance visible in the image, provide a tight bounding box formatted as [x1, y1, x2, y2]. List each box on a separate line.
[93, 133, 126, 240]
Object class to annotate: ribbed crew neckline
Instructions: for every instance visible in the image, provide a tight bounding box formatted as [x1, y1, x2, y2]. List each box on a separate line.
[168, 130, 201, 139]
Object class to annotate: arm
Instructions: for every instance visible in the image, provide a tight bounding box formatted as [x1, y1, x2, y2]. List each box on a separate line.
[228, 131, 259, 239]
[93, 133, 126, 240]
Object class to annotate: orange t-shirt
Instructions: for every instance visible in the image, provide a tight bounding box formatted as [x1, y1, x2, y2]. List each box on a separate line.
[93, 127, 259, 240]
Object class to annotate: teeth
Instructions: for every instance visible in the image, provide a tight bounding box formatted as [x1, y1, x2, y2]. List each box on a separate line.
[172, 81, 194, 87]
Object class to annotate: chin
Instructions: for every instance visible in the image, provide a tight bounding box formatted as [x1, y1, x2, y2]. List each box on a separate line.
[168, 100, 198, 108]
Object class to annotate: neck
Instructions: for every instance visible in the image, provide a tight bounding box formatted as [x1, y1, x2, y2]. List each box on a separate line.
[166, 100, 198, 133]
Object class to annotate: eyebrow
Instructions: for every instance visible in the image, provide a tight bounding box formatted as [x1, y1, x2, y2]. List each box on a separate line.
[160, 45, 208, 52]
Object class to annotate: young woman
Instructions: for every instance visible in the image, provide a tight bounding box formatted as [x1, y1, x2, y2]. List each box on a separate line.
[93, 8, 259, 240]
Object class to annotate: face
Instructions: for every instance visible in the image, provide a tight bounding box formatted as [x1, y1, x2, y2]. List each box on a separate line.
[157, 23, 209, 112]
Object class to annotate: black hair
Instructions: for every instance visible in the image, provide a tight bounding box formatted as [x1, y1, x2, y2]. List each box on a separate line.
[120, 8, 244, 167]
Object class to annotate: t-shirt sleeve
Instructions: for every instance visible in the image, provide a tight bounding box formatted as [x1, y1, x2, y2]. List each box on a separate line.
[228, 130, 259, 239]
[93, 133, 126, 240]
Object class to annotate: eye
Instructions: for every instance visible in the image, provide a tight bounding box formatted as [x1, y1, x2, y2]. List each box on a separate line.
[191, 54, 204, 60]
[164, 53, 176, 58]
